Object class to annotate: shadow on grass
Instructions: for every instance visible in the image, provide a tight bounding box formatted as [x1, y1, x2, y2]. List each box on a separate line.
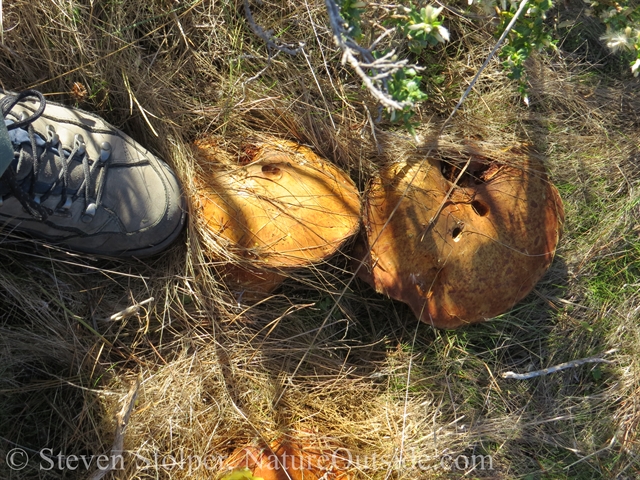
[0, 236, 187, 479]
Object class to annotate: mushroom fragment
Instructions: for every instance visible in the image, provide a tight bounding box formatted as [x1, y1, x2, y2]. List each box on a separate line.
[220, 435, 352, 480]
[354, 144, 564, 328]
[193, 137, 361, 296]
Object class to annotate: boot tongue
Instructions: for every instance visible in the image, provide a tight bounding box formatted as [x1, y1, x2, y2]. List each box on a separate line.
[5, 123, 88, 196]
[37, 151, 87, 195]
[7, 123, 46, 183]
[7, 122, 45, 147]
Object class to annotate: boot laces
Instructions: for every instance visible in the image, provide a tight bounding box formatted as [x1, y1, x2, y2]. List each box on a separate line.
[0, 90, 111, 222]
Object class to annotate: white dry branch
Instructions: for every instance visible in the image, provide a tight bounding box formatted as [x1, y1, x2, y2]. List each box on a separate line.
[501, 349, 618, 380]
[89, 374, 141, 480]
[243, 0, 302, 56]
[324, 0, 414, 112]
[108, 297, 154, 322]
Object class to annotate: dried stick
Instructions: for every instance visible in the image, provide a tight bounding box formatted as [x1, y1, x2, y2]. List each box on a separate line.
[442, 0, 529, 126]
[89, 374, 141, 480]
[501, 349, 618, 380]
[243, 0, 301, 56]
[108, 297, 154, 322]
[324, 0, 412, 112]
[420, 156, 471, 241]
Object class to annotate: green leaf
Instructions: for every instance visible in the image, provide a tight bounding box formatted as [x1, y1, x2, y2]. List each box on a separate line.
[591, 367, 603, 381]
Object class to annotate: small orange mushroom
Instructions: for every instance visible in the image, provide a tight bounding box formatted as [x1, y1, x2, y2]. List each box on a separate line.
[220, 435, 352, 480]
[354, 143, 564, 328]
[193, 137, 361, 297]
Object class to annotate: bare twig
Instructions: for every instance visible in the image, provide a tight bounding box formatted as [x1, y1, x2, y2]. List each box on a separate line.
[501, 349, 618, 380]
[325, 0, 413, 112]
[0, 0, 4, 46]
[243, 49, 278, 84]
[420, 156, 471, 241]
[107, 297, 154, 322]
[89, 374, 141, 480]
[243, 0, 302, 56]
[443, 0, 529, 125]
[171, 10, 193, 52]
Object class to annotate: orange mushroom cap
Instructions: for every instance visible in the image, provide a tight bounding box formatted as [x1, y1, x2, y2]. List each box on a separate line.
[220, 435, 352, 480]
[194, 137, 361, 296]
[354, 144, 564, 328]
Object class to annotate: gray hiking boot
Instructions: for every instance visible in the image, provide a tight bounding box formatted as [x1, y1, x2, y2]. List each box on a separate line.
[0, 89, 186, 257]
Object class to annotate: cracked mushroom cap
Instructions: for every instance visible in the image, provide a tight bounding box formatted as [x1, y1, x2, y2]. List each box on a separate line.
[194, 137, 361, 295]
[354, 145, 564, 329]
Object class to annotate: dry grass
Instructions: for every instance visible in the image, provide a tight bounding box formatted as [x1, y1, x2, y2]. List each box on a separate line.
[1, 0, 639, 479]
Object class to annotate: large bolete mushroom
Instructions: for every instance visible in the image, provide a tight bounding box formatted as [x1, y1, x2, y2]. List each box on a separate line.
[193, 137, 361, 296]
[220, 435, 352, 480]
[354, 143, 564, 328]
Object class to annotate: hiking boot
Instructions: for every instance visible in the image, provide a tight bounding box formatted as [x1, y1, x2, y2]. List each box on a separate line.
[0, 89, 186, 257]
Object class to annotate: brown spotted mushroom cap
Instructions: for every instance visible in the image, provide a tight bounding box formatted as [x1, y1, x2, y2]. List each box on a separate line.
[354, 145, 564, 328]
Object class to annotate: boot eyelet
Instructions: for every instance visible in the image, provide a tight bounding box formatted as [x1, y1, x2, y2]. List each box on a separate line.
[99, 142, 112, 162]
[81, 202, 97, 223]
[54, 197, 73, 217]
[46, 125, 59, 145]
[74, 134, 86, 155]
